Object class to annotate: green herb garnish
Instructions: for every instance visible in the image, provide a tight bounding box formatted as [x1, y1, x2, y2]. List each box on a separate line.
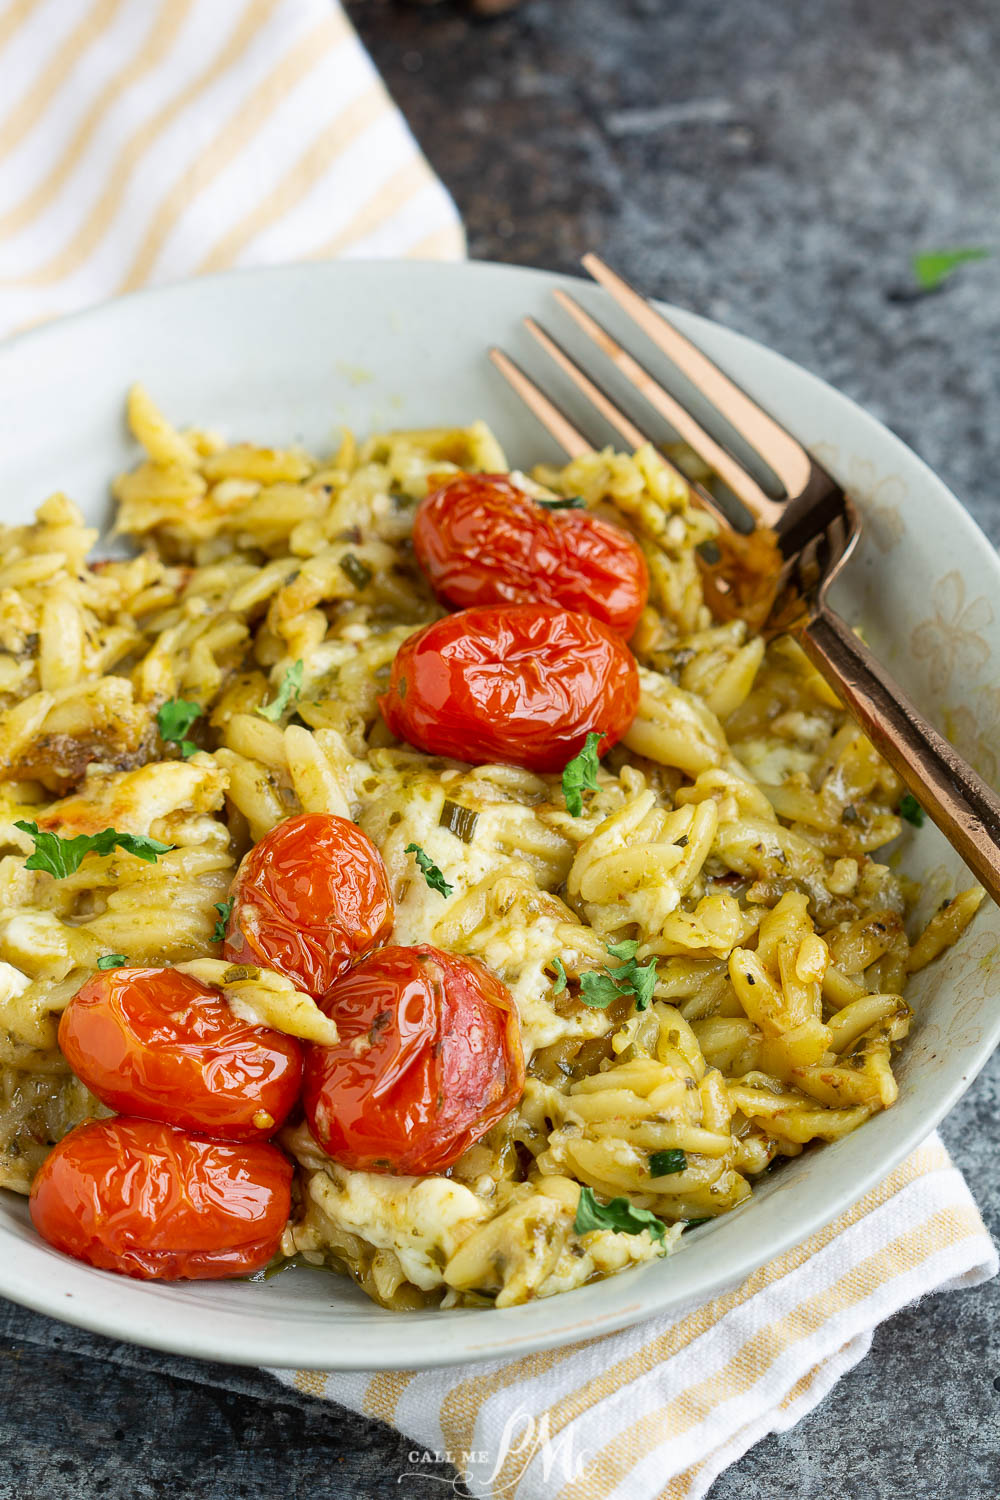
[537, 494, 585, 510]
[156, 697, 202, 758]
[97, 954, 128, 970]
[562, 731, 603, 818]
[912, 247, 991, 292]
[257, 660, 304, 722]
[551, 957, 568, 994]
[898, 793, 925, 828]
[650, 1149, 687, 1177]
[15, 821, 173, 879]
[574, 1186, 667, 1244]
[405, 843, 453, 898]
[579, 937, 658, 1011]
[213, 899, 234, 943]
[339, 553, 373, 591]
[439, 800, 479, 844]
[578, 969, 624, 1009]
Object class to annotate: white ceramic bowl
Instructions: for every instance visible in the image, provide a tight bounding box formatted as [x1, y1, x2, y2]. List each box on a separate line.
[1, 260, 998, 1371]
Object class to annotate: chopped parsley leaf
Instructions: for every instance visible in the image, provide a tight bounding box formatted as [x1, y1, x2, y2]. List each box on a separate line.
[562, 731, 603, 817]
[537, 494, 585, 510]
[257, 660, 304, 722]
[579, 969, 625, 1009]
[912, 247, 991, 292]
[649, 1149, 687, 1177]
[405, 843, 453, 898]
[339, 553, 373, 591]
[213, 899, 234, 943]
[156, 697, 202, 758]
[574, 1186, 667, 1244]
[15, 821, 173, 879]
[625, 956, 659, 1010]
[580, 937, 658, 1011]
[898, 792, 925, 828]
[551, 956, 568, 994]
[97, 954, 128, 970]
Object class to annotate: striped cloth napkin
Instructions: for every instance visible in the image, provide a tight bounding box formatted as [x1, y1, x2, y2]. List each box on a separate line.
[0, 0, 463, 338]
[271, 1137, 995, 1499]
[0, 3, 995, 1496]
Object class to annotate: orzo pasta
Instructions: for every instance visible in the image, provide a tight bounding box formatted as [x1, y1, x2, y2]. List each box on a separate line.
[0, 388, 983, 1306]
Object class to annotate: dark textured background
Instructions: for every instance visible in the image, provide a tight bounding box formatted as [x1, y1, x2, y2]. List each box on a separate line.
[3, 1, 1000, 1495]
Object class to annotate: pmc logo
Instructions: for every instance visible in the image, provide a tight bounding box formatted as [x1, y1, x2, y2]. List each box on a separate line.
[400, 1406, 593, 1495]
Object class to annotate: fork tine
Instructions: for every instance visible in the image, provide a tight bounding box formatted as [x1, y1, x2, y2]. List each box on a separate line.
[523, 318, 648, 451]
[522, 317, 732, 529]
[488, 347, 593, 459]
[582, 254, 813, 500]
[552, 289, 785, 528]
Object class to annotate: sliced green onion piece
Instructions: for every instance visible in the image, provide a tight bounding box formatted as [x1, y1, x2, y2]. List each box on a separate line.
[439, 800, 479, 844]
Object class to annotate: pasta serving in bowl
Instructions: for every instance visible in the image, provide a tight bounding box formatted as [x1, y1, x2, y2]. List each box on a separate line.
[0, 259, 996, 1368]
[1, 384, 983, 1311]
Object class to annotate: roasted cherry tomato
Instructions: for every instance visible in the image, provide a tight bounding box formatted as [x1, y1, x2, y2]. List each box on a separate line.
[378, 603, 639, 773]
[29, 1118, 292, 1280]
[58, 968, 302, 1141]
[303, 944, 524, 1175]
[414, 473, 649, 636]
[223, 813, 393, 996]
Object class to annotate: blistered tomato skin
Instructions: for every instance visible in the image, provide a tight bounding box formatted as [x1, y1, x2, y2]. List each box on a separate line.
[378, 604, 639, 773]
[58, 968, 302, 1141]
[29, 1118, 292, 1280]
[304, 944, 525, 1176]
[413, 473, 649, 636]
[223, 813, 394, 996]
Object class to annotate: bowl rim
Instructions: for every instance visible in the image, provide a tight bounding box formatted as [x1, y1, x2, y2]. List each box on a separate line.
[0, 255, 997, 1371]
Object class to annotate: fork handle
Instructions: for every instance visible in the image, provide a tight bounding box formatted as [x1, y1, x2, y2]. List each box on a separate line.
[799, 603, 1000, 905]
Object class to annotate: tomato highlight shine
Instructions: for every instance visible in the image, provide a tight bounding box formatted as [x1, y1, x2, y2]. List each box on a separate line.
[29, 1118, 292, 1280]
[379, 603, 639, 773]
[414, 472, 649, 635]
[223, 812, 394, 996]
[304, 944, 525, 1175]
[59, 967, 303, 1141]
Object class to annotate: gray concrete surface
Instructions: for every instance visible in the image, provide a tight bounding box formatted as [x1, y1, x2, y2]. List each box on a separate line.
[2, 1, 999, 1496]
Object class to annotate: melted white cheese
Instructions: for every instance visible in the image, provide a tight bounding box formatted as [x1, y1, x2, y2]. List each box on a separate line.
[306, 1162, 486, 1291]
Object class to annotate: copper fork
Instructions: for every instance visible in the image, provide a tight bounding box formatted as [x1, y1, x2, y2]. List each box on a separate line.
[490, 254, 1000, 904]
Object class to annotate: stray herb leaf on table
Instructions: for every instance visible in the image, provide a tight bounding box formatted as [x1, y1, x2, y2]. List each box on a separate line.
[912, 246, 991, 292]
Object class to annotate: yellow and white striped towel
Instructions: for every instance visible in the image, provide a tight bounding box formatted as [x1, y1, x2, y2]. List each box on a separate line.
[272, 1136, 996, 1499]
[0, 0, 463, 338]
[0, 5, 995, 1496]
